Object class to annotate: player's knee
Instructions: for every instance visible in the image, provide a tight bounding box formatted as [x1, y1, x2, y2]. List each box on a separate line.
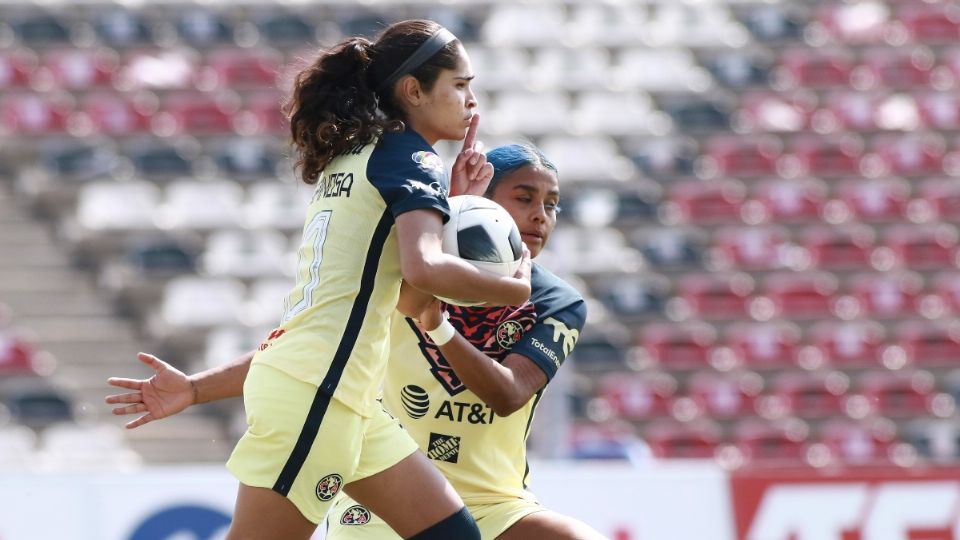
[407, 506, 480, 540]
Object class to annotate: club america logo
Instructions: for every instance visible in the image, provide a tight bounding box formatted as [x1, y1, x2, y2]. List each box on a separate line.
[411, 150, 444, 173]
[496, 320, 524, 349]
[316, 473, 343, 501]
[340, 505, 372, 526]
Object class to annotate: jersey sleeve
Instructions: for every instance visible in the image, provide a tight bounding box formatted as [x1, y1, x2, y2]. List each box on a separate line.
[367, 145, 451, 221]
[509, 299, 587, 382]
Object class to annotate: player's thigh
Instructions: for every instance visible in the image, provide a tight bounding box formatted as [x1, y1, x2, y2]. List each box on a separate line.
[326, 494, 402, 540]
[496, 510, 607, 540]
[227, 483, 317, 540]
[344, 450, 464, 538]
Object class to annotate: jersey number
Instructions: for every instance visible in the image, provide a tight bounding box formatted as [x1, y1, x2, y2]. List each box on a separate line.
[282, 210, 332, 322]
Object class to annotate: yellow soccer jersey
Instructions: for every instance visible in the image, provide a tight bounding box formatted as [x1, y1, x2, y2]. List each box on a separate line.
[383, 264, 587, 504]
[253, 129, 450, 418]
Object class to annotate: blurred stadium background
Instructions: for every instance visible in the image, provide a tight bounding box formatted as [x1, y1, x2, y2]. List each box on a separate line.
[3, 0, 960, 538]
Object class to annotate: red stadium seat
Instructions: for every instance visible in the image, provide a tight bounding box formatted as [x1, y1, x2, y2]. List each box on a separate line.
[665, 179, 747, 225]
[737, 91, 816, 133]
[701, 135, 781, 178]
[848, 271, 923, 319]
[598, 372, 677, 420]
[240, 92, 287, 135]
[817, 91, 887, 132]
[801, 224, 876, 270]
[771, 371, 850, 418]
[0, 92, 73, 134]
[0, 49, 37, 88]
[676, 272, 755, 320]
[883, 224, 958, 269]
[762, 271, 839, 319]
[687, 371, 764, 419]
[856, 47, 936, 89]
[916, 93, 960, 131]
[203, 48, 282, 88]
[40, 48, 118, 89]
[784, 135, 864, 177]
[856, 370, 940, 418]
[808, 320, 887, 367]
[867, 133, 946, 177]
[920, 178, 960, 222]
[752, 178, 828, 223]
[78, 92, 153, 135]
[777, 48, 855, 88]
[726, 321, 803, 369]
[898, 3, 960, 44]
[640, 322, 717, 370]
[645, 420, 722, 459]
[154, 92, 240, 136]
[817, 419, 898, 464]
[894, 320, 960, 367]
[0, 331, 45, 377]
[714, 225, 791, 270]
[836, 178, 911, 222]
[733, 419, 809, 462]
[813, 2, 890, 44]
[932, 272, 960, 314]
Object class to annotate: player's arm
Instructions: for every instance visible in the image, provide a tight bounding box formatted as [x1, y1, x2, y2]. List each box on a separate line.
[105, 350, 254, 429]
[396, 209, 531, 307]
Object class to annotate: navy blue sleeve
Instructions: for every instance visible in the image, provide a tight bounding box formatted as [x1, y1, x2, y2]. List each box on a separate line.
[367, 133, 451, 221]
[510, 298, 587, 382]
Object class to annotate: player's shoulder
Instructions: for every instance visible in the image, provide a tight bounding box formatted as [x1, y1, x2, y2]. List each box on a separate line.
[530, 263, 585, 315]
[368, 128, 446, 185]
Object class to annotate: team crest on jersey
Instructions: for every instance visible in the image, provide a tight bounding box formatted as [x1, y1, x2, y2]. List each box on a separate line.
[496, 320, 525, 349]
[411, 151, 444, 174]
[340, 505, 371, 526]
[407, 303, 537, 396]
[315, 474, 343, 501]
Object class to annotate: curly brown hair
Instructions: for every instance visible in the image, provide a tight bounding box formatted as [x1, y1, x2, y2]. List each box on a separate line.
[285, 20, 461, 184]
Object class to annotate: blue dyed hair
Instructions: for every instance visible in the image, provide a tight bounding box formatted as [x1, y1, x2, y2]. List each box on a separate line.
[484, 143, 558, 198]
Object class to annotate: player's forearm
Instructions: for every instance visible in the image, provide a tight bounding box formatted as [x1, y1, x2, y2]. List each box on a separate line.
[436, 337, 524, 416]
[188, 350, 254, 405]
[408, 254, 530, 306]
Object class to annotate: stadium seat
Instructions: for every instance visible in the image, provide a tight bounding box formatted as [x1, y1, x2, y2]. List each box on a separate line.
[159, 276, 246, 329]
[817, 90, 919, 132]
[898, 3, 960, 44]
[645, 3, 747, 47]
[663, 179, 747, 224]
[203, 229, 290, 279]
[771, 371, 850, 418]
[687, 371, 764, 419]
[703, 49, 775, 88]
[40, 48, 118, 89]
[482, 4, 566, 47]
[586, 272, 669, 320]
[632, 227, 706, 269]
[817, 419, 898, 464]
[916, 93, 960, 130]
[868, 133, 946, 177]
[122, 235, 199, 275]
[488, 91, 570, 136]
[752, 177, 828, 223]
[598, 372, 677, 421]
[528, 48, 611, 91]
[465, 46, 527, 91]
[777, 48, 855, 88]
[0, 48, 37, 88]
[247, 278, 292, 327]
[10, 13, 73, 46]
[739, 4, 808, 42]
[122, 138, 199, 179]
[611, 48, 709, 92]
[118, 48, 199, 90]
[714, 225, 791, 270]
[154, 91, 240, 136]
[920, 178, 960, 222]
[243, 92, 286, 135]
[203, 47, 282, 89]
[571, 90, 661, 136]
[75, 180, 161, 231]
[883, 224, 958, 269]
[37, 421, 141, 470]
[857, 47, 936, 90]
[903, 419, 960, 461]
[784, 134, 865, 177]
[78, 92, 154, 135]
[0, 328, 48, 377]
[801, 224, 876, 270]
[835, 177, 911, 222]
[564, 3, 648, 47]
[244, 182, 313, 232]
[848, 271, 923, 319]
[895, 320, 960, 368]
[675, 272, 755, 320]
[644, 420, 722, 459]
[174, 9, 235, 46]
[161, 179, 245, 230]
[737, 91, 816, 133]
[37, 137, 119, 183]
[542, 226, 640, 275]
[856, 370, 943, 418]
[538, 135, 634, 183]
[252, 12, 316, 46]
[568, 329, 627, 371]
[93, 8, 154, 47]
[204, 326, 271, 370]
[624, 136, 699, 179]
[4, 386, 74, 430]
[762, 271, 839, 319]
[812, 1, 890, 44]
[640, 322, 717, 370]
[211, 137, 284, 179]
[726, 321, 803, 369]
[661, 97, 733, 132]
[931, 271, 960, 315]
[700, 135, 781, 178]
[0, 92, 73, 134]
[733, 419, 810, 462]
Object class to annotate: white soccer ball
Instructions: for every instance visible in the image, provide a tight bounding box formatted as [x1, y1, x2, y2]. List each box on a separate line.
[438, 195, 523, 307]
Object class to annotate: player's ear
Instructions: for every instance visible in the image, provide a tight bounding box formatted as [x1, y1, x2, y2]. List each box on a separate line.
[396, 75, 424, 107]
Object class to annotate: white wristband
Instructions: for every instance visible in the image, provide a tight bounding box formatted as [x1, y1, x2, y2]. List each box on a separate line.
[426, 313, 456, 346]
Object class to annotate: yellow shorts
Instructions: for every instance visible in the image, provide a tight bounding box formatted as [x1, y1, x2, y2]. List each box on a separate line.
[326, 495, 546, 539]
[226, 362, 418, 524]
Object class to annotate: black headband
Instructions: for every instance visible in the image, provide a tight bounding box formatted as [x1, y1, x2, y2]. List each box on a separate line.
[378, 27, 457, 92]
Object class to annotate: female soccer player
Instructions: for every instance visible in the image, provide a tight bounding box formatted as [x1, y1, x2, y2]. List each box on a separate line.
[107, 144, 606, 539]
[106, 19, 531, 540]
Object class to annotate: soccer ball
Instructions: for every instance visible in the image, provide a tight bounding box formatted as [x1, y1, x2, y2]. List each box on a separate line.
[438, 195, 523, 306]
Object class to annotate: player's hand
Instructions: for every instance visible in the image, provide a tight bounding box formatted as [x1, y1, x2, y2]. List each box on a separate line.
[450, 113, 494, 197]
[415, 298, 445, 333]
[105, 353, 195, 429]
[513, 243, 533, 284]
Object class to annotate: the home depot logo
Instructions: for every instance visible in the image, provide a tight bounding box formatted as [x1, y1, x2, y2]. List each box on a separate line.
[732, 469, 960, 540]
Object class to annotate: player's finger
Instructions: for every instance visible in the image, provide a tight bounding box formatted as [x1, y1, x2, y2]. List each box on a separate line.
[107, 377, 143, 390]
[126, 413, 154, 429]
[461, 113, 480, 152]
[105, 392, 142, 404]
[137, 352, 165, 371]
[112, 403, 146, 416]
